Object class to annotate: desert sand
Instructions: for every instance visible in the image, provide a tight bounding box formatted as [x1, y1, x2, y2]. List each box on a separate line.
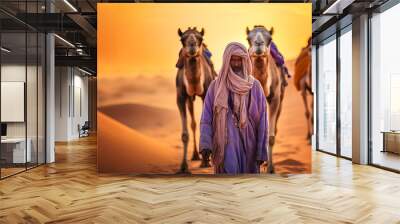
[98, 60, 311, 174]
[97, 112, 180, 173]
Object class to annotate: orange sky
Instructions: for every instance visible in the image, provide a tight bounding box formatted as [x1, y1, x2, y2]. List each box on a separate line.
[98, 3, 311, 78]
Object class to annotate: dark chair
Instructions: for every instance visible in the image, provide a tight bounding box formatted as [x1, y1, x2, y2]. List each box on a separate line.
[79, 121, 90, 138]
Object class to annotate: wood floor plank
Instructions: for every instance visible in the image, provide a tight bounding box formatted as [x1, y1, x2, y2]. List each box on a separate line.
[0, 135, 400, 223]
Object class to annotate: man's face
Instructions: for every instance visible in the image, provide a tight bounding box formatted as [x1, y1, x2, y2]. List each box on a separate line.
[230, 55, 243, 74]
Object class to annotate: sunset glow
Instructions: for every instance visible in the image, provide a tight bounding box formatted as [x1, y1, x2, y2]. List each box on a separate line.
[98, 3, 311, 78]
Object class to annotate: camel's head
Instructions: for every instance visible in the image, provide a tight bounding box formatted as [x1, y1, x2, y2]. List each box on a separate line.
[246, 25, 273, 57]
[178, 27, 204, 57]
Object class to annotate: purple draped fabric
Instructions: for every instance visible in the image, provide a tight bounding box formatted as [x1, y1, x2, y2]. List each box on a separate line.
[200, 80, 268, 174]
[270, 42, 285, 67]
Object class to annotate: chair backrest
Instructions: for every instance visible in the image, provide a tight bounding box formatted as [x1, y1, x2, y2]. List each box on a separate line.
[82, 121, 90, 129]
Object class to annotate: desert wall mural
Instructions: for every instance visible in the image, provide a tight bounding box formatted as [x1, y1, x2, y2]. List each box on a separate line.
[97, 3, 312, 174]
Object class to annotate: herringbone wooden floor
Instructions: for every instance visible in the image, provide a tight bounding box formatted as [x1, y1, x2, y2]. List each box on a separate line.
[1, 136, 400, 224]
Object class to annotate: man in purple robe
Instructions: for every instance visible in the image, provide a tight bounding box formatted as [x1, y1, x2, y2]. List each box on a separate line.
[199, 42, 268, 174]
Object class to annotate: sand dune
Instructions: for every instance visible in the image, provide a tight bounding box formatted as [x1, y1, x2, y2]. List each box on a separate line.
[98, 75, 176, 110]
[98, 103, 182, 151]
[97, 59, 311, 174]
[97, 112, 180, 173]
[99, 103, 179, 131]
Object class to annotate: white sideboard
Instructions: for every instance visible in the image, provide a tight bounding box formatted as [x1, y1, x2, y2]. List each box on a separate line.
[1, 138, 32, 163]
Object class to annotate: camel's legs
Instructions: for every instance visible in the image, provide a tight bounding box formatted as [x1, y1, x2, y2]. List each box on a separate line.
[302, 89, 311, 142]
[275, 81, 286, 136]
[307, 71, 314, 137]
[267, 95, 280, 174]
[310, 92, 314, 136]
[267, 144, 274, 174]
[177, 93, 190, 174]
[268, 93, 281, 145]
[187, 97, 200, 161]
[300, 77, 312, 143]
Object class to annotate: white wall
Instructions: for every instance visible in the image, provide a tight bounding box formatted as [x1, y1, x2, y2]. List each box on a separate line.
[1, 64, 36, 138]
[55, 67, 89, 141]
[1, 65, 26, 142]
[55, 66, 70, 141]
[72, 73, 89, 138]
[1, 63, 46, 164]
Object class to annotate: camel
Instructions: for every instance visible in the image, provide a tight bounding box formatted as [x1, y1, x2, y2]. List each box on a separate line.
[175, 27, 217, 173]
[294, 38, 313, 144]
[246, 25, 286, 173]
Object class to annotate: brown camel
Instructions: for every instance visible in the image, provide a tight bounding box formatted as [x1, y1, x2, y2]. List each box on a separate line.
[294, 37, 313, 144]
[246, 25, 286, 173]
[175, 27, 217, 173]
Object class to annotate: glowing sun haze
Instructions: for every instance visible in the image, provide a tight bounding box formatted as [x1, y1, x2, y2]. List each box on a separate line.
[98, 3, 311, 78]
